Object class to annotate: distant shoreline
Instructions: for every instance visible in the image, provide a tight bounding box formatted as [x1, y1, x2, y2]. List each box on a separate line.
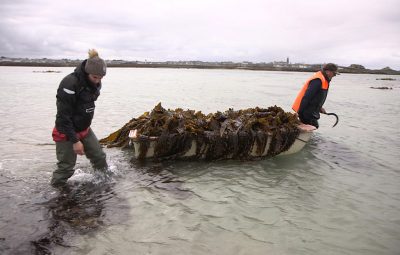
[1, 59, 399, 75]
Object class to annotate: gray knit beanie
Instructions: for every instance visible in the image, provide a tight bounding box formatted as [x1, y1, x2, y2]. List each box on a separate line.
[85, 49, 107, 76]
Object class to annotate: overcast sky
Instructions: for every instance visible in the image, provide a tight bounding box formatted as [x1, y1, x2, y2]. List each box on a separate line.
[1, 0, 399, 69]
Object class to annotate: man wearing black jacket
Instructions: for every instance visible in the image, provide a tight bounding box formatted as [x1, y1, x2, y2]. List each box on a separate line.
[51, 49, 108, 187]
[292, 63, 338, 128]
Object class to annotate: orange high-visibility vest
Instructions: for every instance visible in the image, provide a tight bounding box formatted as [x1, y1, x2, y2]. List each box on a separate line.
[292, 71, 329, 112]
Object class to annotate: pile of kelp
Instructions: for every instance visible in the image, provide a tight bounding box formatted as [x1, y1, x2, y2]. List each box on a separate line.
[100, 103, 300, 160]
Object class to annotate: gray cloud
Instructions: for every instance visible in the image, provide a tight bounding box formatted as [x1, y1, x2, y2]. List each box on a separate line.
[0, 0, 399, 69]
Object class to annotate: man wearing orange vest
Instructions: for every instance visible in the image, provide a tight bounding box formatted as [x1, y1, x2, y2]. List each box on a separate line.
[292, 63, 338, 128]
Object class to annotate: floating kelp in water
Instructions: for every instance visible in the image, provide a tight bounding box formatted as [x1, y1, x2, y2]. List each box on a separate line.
[33, 70, 62, 73]
[370, 86, 393, 90]
[100, 103, 300, 160]
[376, 78, 396, 81]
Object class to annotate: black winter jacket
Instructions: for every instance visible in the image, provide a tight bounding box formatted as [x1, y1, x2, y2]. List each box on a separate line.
[55, 60, 102, 143]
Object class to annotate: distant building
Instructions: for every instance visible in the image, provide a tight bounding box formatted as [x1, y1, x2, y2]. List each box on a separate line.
[273, 61, 288, 67]
[291, 63, 310, 69]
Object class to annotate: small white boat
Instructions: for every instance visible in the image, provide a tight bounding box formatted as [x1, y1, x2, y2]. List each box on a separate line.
[128, 124, 315, 160]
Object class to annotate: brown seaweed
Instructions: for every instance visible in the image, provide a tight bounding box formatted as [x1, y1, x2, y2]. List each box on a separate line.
[100, 102, 300, 160]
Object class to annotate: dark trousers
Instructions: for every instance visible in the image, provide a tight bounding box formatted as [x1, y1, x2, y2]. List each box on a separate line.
[299, 116, 319, 129]
[51, 128, 107, 186]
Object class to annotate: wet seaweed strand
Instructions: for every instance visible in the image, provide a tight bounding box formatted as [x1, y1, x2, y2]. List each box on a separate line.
[100, 102, 300, 160]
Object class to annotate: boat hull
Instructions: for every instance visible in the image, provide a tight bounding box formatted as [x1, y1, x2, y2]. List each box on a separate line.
[128, 124, 315, 160]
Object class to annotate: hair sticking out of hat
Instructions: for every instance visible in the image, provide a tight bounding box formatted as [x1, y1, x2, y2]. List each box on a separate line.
[88, 49, 99, 59]
[85, 49, 106, 76]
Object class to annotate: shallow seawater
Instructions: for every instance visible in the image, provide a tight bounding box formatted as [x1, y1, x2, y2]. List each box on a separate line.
[0, 66, 399, 254]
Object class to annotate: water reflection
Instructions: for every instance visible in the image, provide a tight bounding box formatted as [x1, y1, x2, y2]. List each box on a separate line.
[131, 160, 194, 200]
[32, 181, 115, 254]
[308, 134, 374, 172]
